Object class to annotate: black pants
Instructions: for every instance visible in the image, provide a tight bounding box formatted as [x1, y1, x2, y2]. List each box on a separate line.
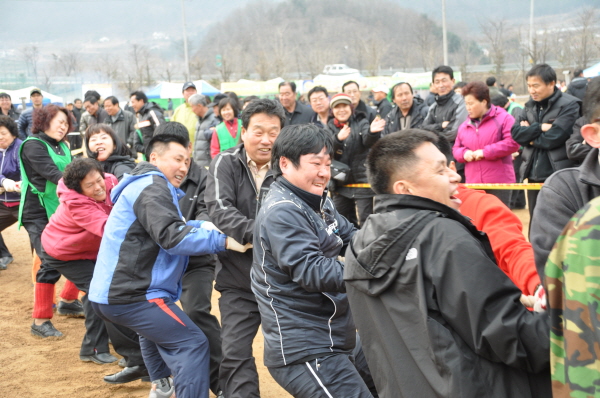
[268, 334, 378, 398]
[21, 216, 63, 284]
[0, 203, 18, 257]
[41, 250, 143, 365]
[526, 179, 544, 224]
[218, 288, 262, 398]
[180, 258, 223, 395]
[332, 194, 373, 228]
[510, 153, 526, 209]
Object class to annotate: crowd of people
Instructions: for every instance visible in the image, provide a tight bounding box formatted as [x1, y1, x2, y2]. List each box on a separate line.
[0, 62, 598, 398]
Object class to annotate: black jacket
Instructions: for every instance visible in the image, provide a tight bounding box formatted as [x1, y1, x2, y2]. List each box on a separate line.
[566, 77, 587, 101]
[511, 88, 581, 181]
[326, 116, 379, 198]
[205, 144, 274, 291]
[382, 96, 428, 136]
[344, 194, 551, 398]
[355, 99, 376, 124]
[421, 91, 468, 144]
[251, 178, 357, 367]
[134, 102, 165, 153]
[373, 98, 392, 119]
[179, 158, 215, 270]
[565, 115, 591, 165]
[105, 109, 136, 148]
[20, 132, 68, 222]
[531, 148, 600, 280]
[283, 101, 315, 126]
[1, 106, 20, 122]
[102, 155, 136, 181]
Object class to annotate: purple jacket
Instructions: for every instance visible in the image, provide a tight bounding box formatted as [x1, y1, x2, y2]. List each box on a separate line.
[0, 138, 23, 203]
[453, 105, 519, 184]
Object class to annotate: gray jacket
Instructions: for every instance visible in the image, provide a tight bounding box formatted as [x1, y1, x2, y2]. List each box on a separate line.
[105, 109, 136, 147]
[421, 91, 468, 144]
[251, 178, 357, 367]
[531, 148, 600, 279]
[193, 108, 218, 168]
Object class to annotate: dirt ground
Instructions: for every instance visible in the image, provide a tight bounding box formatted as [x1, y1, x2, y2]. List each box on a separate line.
[0, 209, 530, 398]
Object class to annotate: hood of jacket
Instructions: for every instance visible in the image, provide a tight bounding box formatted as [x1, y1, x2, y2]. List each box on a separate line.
[345, 194, 479, 296]
[111, 162, 172, 203]
[570, 77, 588, 89]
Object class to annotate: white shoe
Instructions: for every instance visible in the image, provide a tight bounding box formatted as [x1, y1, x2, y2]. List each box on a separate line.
[148, 377, 175, 398]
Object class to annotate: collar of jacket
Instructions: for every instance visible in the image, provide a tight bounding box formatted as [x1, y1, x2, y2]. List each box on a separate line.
[35, 131, 61, 146]
[182, 157, 202, 186]
[113, 108, 125, 122]
[278, 176, 328, 213]
[579, 147, 600, 187]
[354, 100, 369, 119]
[468, 105, 496, 125]
[374, 194, 478, 234]
[236, 144, 275, 183]
[526, 86, 561, 110]
[200, 108, 214, 122]
[435, 90, 455, 106]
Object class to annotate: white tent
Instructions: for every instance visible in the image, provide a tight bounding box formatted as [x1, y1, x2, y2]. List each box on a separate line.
[0, 86, 64, 105]
[583, 62, 600, 78]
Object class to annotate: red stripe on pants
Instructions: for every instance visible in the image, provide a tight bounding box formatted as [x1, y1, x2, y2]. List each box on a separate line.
[149, 298, 186, 326]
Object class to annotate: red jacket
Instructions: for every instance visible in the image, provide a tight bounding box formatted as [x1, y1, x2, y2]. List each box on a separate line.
[41, 174, 118, 261]
[456, 185, 540, 295]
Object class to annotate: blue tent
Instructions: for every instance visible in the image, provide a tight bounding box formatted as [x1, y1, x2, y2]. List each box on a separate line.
[583, 62, 600, 78]
[146, 80, 220, 99]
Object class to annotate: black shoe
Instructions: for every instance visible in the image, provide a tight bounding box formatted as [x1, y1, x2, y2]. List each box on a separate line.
[103, 365, 150, 384]
[118, 357, 127, 368]
[81, 352, 118, 365]
[57, 300, 85, 317]
[31, 320, 63, 338]
[0, 256, 12, 270]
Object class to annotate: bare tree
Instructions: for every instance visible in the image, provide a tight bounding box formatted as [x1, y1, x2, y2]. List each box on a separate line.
[413, 15, 439, 71]
[573, 7, 597, 69]
[480, 18, 507, 78]
[41, 70, 52, 92]
[159, 62, 177, 82]
[94, 55, 120, 83]
[52, 50, 81, 77]
[21, 45, 40, 82]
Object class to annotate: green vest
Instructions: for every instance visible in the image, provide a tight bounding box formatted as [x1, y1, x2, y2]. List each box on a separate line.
[18, 137, 72, 225]
[215, 119, 241, 154]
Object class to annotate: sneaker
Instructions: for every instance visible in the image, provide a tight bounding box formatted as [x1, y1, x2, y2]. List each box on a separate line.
[31, 320, 63, 338]
[57, 300, 85, 317]
[0, 256, 12, 270]
[148, 377, 174, 398]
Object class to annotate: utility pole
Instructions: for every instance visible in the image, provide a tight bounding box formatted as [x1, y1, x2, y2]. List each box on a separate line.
[529, 0, 534, 63]
[181, 0, 191, 81]
[442, 0, 448, 65]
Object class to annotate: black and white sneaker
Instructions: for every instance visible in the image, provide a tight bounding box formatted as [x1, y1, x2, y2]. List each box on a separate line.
[57, 300, 85, 317]
[31, 320, 63, 338]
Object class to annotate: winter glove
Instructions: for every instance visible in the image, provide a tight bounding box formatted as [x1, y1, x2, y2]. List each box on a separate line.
[2, 179, 17, 192]
[226, 237, 253, 253]
[520, 285, 547, 312]
[200, 221, 222, 234]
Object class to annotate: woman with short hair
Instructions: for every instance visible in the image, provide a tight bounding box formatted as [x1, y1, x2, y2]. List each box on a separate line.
[210, 97, 241, 158]
[85, 123, 136, 181]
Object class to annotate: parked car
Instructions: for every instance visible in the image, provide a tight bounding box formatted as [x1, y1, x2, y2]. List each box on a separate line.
[322, 64, 359, 75]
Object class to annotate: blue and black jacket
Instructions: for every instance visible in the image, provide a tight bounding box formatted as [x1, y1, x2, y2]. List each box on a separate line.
[89, 162, 227, 305]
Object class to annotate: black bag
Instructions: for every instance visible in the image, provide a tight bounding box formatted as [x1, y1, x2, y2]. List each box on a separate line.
[331, 160, 351, 183]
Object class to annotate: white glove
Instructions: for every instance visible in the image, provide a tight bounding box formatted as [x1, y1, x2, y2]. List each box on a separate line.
[520, 285, 547, 312]
[201, 221, 222, 233]
[226, 237, 253, 253]
[2, 179, 17, 192]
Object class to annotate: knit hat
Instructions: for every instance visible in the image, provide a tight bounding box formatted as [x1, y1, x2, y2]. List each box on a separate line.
[329, 93, 352, 109]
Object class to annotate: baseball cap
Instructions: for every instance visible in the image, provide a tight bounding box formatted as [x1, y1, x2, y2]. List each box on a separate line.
[30, 88, 42, 96]
[372, 85, 387, 94]
[182, 82, 196, 92]
[208, 93, 227, 107]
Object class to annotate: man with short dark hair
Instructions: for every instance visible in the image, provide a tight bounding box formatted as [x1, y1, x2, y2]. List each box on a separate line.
[0, 92, 20, 122]
[172, 82, 200, 141]
[486, 76, 502, 97]
[103, 96, 136, 147]
[72, 98, 83, 126]
[344, 129, 551, 398]
[530, 76, 600, 280]
[18, 88, 44, 140]
[205, 99, 285, 398]
[251, 124, 377, 398]
[189, 93, 218, 167]
[307, 86, 330, 127]
[566, 68, 588, 100]
[382, 82, 428, 136]
[371, 85, 392, 119]
[511, 63, 581, 218]
[278, 82, 314, 126]
[89, 133, 242, 398]
[342, 80, 376, 124]
[130, 91, 165, 154]
[80, 96, 109, 134]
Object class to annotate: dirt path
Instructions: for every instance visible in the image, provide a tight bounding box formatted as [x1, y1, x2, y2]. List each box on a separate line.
[0, 209, 530, 397]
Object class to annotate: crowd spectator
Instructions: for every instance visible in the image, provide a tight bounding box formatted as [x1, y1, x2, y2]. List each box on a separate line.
[453, 81, 519, 207]
[382, 82, 428, 136]
[278, 81, 314, 126]
[18, 88, 45, 140]
[566, 69, 588, 101]
[307, 86, 331, 128]
[189, 93, 218, 167]
[342, 80, 376, 124]
[129, 90, 165, 154]
[85, 124, 136, 181]
[102, 96, 136, 148]
[371, 85, 392, 119]
[172, 82, 199, 141]
[0, 92, 20, 121]
[210, 97, 241, 158]
[511, 63, 581, 219]
[0, 116, 22, 270]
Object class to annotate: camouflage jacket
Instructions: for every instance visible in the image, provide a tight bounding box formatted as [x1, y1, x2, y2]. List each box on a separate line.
[546, 195, 600, 397]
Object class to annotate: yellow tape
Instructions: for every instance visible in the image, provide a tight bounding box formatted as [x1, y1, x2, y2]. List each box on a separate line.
[343, 183, 544, 191]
